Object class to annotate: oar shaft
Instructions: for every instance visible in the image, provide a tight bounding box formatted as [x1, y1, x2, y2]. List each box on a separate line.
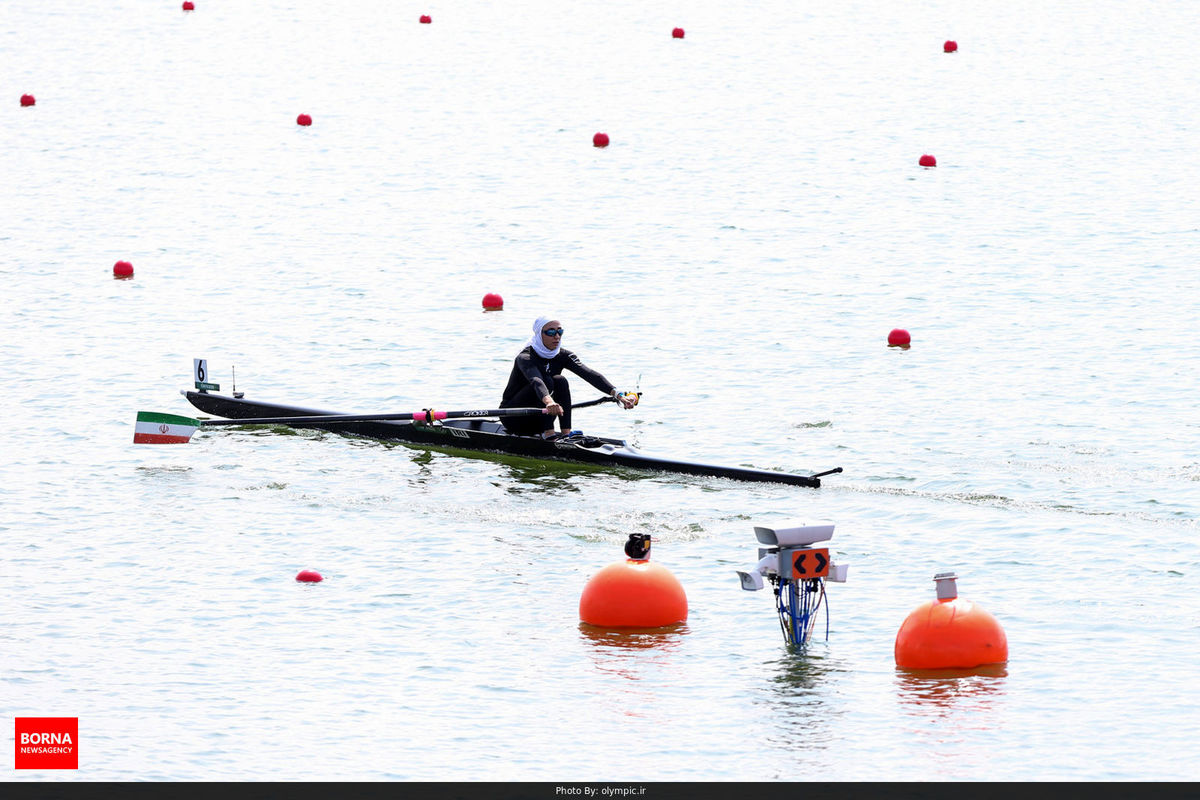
[196, 408, 547, 427]
[573, 396, 616, 410]
[574, 391, 642, 410]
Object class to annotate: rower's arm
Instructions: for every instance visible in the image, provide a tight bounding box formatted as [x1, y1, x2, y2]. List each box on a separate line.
[515, 350, 552, 403]
[564, 352, 616, 396]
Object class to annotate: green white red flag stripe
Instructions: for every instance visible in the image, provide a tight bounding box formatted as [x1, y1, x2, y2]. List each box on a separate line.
[134, 412, 200, 444]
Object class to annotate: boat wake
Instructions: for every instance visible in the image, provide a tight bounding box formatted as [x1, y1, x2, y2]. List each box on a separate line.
[841, 482, 1198, 529]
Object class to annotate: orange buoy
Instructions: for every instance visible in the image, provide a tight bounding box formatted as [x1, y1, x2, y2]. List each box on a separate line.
[296, 569, 323, 583]
[887, 328, 911, 347]
[20, 94, 36, 107]
[419, 14, 431, 24]
[481, 292, 504, 311]
[296, 113, 312, 126]
[182, 1, 195, 10]
[580, 555, 687, 628]
[113, 260, 134, 278]
[944, 40, 958, 53]
[895, 573, 1007, 669]
[919, 154, 936, 167]
[592, 132, 610, 148]
[672, 27, 685, 39]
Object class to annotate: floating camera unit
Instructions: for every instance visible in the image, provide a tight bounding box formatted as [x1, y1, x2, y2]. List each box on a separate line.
[737, 520, 848, 648]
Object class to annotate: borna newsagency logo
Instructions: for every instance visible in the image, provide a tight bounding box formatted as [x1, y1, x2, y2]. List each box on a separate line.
[14, 717, 78, 770]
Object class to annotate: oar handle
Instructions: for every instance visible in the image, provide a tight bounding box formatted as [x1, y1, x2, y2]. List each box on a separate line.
[196, 407, 548, 427]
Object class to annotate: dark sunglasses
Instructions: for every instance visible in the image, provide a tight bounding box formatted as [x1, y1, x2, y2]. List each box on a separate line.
[541, 327, 564, 337]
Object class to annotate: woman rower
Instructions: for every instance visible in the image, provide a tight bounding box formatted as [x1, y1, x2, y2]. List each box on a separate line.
[500, 315, 637, 438]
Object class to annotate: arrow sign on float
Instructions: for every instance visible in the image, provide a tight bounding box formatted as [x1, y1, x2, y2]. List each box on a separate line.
[790, 548, 831, 579]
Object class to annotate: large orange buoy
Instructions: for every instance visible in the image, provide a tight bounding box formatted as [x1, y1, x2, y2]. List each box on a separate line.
[895, 573, 1007, 669]
[580, 538, 687, 628]
[481, 292, 504, 311]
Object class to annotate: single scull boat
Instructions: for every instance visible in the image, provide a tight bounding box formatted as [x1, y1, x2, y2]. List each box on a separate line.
[178, 390, 840, 488]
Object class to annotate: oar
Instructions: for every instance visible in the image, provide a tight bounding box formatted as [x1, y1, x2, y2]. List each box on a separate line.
[574, 391, 642, 410]
[133, 407, 549, 444]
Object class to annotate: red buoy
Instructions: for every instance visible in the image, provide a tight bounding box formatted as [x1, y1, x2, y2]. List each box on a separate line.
[919, 154, 936, 167]
[580, 559, 687, 628]
[182, 1, 195, 10]
[419, 14, 431, 24]
[20, 94, 36, 107]
[482, 292, 504, 311]
[944, 40, 958, 53]
[113, 260, 134, 278]
[592, 132, 610, 148]
[296, 569, 323, 583]
[887, 328, 911, 347]
[672, 27, 685, 39]
[296, 113, 312, 126]
[895, 573, 1007, 669]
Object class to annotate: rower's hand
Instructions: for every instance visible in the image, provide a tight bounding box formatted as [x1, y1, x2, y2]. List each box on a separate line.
[544, 401, 564, 417]
[617, 392, 638, 410]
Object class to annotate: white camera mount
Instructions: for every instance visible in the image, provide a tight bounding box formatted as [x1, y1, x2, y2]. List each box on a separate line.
[735, 520, 850, 649]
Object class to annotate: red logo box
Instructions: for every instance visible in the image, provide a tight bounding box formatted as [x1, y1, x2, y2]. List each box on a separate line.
[15, 717, 78, 769]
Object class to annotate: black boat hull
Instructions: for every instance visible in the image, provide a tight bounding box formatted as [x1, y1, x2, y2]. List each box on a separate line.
[182, 390, 823, 487]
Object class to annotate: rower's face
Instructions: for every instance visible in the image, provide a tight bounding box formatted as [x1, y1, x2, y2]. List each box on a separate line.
[541, 320, 563, 346]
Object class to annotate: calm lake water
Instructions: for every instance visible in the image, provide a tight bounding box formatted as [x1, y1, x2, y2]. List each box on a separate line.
[3, 0, 1198, 783]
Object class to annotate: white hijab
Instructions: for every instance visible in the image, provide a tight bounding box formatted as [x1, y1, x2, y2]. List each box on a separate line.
[525, 315, 561, 359]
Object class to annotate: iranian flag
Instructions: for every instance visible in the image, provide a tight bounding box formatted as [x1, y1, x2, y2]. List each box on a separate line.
[134, 411, 200, 444]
